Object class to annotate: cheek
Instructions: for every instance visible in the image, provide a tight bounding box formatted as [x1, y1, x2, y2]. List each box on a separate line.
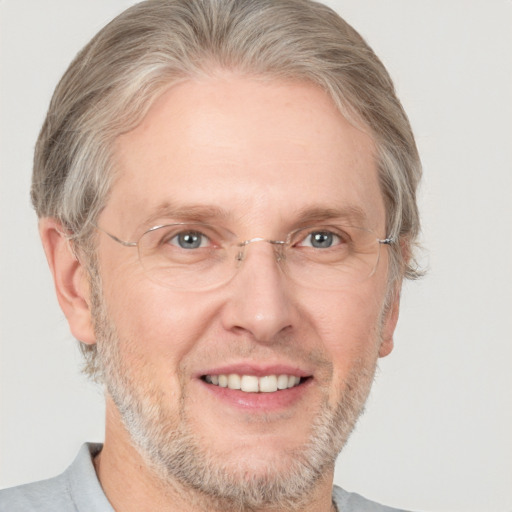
[102, 270, 214, 371]
[96, 239, 203, 359]
[304, 287, 384, 376]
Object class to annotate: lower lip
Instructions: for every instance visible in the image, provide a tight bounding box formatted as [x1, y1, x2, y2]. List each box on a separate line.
[200, 378, 312, 411]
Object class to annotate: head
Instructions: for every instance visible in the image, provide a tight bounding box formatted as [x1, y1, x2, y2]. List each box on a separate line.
[34, 0, 422, 509]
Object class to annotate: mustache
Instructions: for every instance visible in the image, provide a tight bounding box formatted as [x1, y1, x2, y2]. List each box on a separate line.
[179, 340, 334, 381]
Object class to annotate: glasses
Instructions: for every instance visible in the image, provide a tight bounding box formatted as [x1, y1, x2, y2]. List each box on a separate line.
[96, 222, 394, 291]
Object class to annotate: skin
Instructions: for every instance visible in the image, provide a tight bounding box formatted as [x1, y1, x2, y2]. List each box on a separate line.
[40, 74, 401, 512]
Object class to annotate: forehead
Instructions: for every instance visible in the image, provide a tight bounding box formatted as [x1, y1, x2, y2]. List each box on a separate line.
[106, 75, 384, 234]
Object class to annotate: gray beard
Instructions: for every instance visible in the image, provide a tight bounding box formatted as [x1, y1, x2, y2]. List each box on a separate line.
[91, 279, 377, 512]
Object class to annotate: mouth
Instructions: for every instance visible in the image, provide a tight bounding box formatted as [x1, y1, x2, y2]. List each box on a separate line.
[202, 373, 306, 393]
[197, 364, 313, 411]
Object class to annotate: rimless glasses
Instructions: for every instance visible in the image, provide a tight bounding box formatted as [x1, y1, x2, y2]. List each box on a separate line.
[95, 222, 394, 291]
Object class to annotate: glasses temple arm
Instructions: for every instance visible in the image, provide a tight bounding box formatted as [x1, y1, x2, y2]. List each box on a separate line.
[378, 236, 396, 245]
[93, 223, 138, 247]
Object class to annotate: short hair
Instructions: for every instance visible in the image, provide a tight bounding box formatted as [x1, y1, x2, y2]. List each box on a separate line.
[32, 0, 422, 374]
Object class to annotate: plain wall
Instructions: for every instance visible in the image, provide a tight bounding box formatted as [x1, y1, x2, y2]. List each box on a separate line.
[1, 1, 511, 511]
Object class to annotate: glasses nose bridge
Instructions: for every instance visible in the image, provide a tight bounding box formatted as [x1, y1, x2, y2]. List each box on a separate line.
[235, 237, 287, 264]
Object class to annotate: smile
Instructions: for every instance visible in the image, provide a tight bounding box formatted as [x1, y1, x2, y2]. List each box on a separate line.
[203, 374, 303, 393]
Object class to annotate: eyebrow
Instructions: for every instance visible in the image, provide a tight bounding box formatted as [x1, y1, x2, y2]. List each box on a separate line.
[138, 203, 370, 231]
[137, 202, 232, 230]
[292, 205, 369, 226]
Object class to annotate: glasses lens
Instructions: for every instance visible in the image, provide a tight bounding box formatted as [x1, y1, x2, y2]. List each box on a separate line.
[284, 225, 383, 289]
[136, 223, 386, 290]
[137, 223, 235, 290]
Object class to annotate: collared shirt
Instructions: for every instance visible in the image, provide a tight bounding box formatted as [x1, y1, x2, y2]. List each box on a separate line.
[0, 444, 411, 512]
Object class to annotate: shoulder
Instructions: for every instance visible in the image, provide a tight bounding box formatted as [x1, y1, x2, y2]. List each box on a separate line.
[333, 485, 413, 512]
[0, 443, 111, 512]
[0, 473, 73, 512]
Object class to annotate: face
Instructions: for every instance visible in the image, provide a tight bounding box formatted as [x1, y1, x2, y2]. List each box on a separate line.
[90, 75, 399, 507]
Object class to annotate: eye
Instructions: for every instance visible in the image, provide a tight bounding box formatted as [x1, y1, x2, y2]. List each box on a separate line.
[298, 230, 342, 249]
[168, 230, 211, 249]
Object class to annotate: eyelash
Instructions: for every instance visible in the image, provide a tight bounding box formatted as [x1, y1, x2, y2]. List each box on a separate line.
[161, 228, 348, 251]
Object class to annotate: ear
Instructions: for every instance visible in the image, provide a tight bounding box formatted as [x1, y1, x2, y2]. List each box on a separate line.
[39, 218, 96, 345]
[378, 285, 401, 358]
[379, 238, 412, 358]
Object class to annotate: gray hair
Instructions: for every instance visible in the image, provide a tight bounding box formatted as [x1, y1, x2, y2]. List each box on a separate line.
[32, 0, 422, 376]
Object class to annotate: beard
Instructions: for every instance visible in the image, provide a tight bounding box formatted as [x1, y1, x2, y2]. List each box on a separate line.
[90, 273, 379, 511]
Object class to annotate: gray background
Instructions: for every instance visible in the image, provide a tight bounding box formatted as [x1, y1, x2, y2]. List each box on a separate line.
[1, 1, 511, 511]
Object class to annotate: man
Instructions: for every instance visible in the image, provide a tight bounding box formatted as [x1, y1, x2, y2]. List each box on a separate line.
[0, 0, 422, 510]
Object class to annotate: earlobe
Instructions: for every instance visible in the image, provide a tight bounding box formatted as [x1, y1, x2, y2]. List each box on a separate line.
[39, 218, 96, 345]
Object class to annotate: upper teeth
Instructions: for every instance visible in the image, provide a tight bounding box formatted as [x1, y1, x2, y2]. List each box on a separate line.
[204, 374, 301, 393]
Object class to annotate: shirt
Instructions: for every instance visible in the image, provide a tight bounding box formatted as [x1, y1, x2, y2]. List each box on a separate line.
[0, 444, 411, 511]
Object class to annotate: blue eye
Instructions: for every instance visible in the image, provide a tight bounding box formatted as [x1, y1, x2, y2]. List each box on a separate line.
[301, 231, 341, 249]
[170, 231, 210, 249]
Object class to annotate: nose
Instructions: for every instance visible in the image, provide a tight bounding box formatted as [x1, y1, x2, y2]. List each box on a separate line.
[220, 240, 296, 343]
